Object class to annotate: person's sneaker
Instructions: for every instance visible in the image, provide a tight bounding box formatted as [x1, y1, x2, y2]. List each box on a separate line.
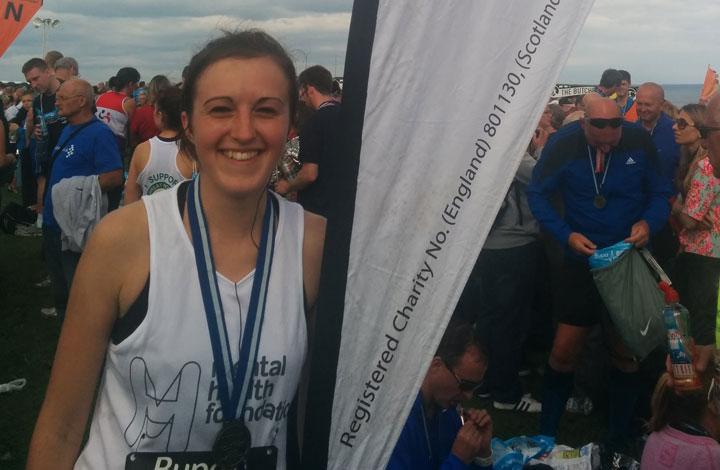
[493, 394, 542, 413]
[566, 395, 594, 415]
[40, 307, 57, 318]
[35, 277, 51, 288]
[474, 390, 491, 399]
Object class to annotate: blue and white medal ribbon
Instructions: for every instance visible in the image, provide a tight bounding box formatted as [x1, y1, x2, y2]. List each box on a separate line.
[186, 176, 276, 465]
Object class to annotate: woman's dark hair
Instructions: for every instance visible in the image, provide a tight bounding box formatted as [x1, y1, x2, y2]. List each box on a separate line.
[675, 103, 708, 195]
[147, 75, 171, 105]
[155, 87, 183, 132]
[648, 361, 718, 432]
[180, 29, 298, 160]
[112, 67, 141, 91]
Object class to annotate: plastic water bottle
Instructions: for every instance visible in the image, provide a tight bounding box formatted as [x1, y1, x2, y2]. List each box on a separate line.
[658, 282, 702, 392]
[35, 117, 48, 164]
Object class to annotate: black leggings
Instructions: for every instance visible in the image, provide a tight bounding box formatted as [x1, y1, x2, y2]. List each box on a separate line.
[674, 252, 720, 345]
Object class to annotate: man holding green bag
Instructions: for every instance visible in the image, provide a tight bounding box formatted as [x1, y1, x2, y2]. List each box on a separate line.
[527, 96, 673, 452]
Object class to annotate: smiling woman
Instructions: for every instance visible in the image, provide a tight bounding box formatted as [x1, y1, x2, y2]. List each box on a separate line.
[26, 29, 326, 470]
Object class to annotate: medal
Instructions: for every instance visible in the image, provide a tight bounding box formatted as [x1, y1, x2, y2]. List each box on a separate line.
[213, 419, 252, 469]
[587, 146, 613, 210]
[187, 176, 277, 462]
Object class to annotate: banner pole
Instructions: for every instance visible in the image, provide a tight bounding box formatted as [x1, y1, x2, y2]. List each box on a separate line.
[300, 1, 380, 468]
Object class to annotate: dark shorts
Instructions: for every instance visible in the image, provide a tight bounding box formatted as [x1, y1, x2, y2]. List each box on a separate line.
[674, 252, 720, 345]
[557, 258, 609, 327]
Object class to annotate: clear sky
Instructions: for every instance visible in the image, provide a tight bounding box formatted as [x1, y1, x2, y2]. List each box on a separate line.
[0, 0, 717, 85]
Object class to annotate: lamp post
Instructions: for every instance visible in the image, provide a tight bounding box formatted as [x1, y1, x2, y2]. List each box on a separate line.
[32, 17, 60, 57]
[290, 48, 309, 72]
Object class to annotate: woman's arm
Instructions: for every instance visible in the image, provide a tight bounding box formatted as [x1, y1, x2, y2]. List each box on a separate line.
[0, 122, 12, 168]
[123, 96, 137, 121]
[124, 141, 150, 204]
[302, 211, 327, 311]
[672, 198, 704, 230]
[27, 204, 149, 469]
[678, 163, 716, 231]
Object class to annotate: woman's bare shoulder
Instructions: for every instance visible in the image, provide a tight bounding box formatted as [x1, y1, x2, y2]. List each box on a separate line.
[91, 200, 149, 249]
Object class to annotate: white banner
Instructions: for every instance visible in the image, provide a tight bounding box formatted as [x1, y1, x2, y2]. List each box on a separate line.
[328, 1, 595, 468]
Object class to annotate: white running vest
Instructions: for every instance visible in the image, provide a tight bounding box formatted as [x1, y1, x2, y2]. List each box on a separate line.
[75, 185, 307, 470]
[137, 137, 188, 196]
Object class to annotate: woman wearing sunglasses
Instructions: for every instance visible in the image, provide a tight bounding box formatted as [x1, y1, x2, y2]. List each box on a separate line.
[671, 103, 720, 361]
[674, 104, 709, 196]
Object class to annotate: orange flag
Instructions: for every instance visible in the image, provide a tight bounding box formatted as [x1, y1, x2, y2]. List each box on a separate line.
[700, 65, 718, 104]
[0, 0, 43, 58]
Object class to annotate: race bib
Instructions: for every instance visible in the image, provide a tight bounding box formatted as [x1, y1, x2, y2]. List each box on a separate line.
[125, 447, 278, 470]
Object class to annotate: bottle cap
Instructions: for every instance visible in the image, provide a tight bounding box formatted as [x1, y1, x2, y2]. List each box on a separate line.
[658, 281, 679, 303]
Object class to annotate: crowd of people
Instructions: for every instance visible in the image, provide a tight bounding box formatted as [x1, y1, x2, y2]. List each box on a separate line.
[452, 67, 720, 468]
[1, 32, 719, 469]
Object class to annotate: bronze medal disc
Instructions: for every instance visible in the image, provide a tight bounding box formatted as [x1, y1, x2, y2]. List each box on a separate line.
[593, 194, 607, 209]
[213, 420, 252, 469]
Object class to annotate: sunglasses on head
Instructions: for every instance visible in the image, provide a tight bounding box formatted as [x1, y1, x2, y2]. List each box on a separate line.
[442, 359, 483, 392]
[674, 118, 694, 130]
[698, 126, 720, 139]
[587, 117, 623, 129]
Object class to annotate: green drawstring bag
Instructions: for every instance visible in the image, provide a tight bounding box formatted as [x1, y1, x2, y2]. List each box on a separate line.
[591, 248, 665, 360]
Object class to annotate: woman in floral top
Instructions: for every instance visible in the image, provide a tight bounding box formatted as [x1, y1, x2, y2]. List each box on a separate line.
[671, 104, 720, 348]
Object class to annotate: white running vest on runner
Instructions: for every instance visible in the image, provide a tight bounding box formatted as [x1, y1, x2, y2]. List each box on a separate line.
[75, 185, 307, 470]
[137, 137, 188, 196]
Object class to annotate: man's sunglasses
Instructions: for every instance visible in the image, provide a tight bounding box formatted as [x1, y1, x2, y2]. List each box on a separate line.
[698, 126, 720, 139]
[587, 117, 623, 129]
[674, 118, 694, 130]
[442, 360, 483, 392]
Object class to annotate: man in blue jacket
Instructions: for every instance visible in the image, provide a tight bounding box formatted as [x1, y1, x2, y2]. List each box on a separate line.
[527, 97, 672, 452]
[636, 82, 681, 270]
[636, 82, 679, 181]
[387, 323, 493, 469]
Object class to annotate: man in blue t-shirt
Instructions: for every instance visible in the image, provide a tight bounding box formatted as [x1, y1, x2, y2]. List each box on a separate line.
[42, 79, 123, 321]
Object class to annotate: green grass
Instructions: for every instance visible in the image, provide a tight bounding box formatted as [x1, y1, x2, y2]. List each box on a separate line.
[0, 187, 608, 469]
[0, 188, 57, 469]
[474, 372, 607, 448]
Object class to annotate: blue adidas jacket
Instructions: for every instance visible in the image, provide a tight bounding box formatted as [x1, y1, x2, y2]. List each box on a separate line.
[527, 121, 672, 257]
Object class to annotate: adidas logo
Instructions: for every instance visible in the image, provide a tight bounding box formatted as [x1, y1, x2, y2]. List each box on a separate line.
[625, 156, 636, 165]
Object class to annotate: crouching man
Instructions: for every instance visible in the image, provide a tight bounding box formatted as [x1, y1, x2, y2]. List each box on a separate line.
[387, 322, 494, 469]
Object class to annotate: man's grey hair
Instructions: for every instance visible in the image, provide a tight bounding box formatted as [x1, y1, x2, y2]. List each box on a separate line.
[55, 57, 79, 75]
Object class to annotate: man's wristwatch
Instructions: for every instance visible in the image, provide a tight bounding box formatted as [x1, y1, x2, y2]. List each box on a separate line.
[472, 451, 493, 467]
